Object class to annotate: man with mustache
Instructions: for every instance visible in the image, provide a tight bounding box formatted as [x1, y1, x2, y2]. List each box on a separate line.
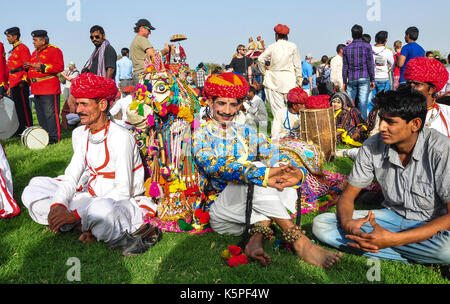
[22, 73, 161, 257]
[25, 30, 64, 144]
[313, 86, 450, 266]
[192, 72, 342, 268]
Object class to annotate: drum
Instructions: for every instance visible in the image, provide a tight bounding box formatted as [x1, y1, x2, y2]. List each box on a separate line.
[0, 97, 19, 140]
[298, 107, 336, 162]
[21, 127, 49, 150]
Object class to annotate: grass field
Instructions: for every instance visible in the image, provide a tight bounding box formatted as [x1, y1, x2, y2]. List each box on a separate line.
[0, 101, 449, 285]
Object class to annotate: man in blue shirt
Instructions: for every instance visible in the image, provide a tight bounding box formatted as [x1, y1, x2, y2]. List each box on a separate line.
[115, 48, 134, 91]
[302, 53, 313, 95]
[397, 27, 425, 84]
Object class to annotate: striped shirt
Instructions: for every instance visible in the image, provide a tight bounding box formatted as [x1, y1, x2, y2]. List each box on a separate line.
[342, 39, 375, 84]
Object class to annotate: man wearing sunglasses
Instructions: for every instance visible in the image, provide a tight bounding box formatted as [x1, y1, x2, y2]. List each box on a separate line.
[83, 25, 117, 80]
[130, 19, 169, 80]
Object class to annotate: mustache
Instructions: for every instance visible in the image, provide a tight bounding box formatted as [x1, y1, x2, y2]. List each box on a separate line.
[217, 112, 236, 118]
[78, 113, 88, 117]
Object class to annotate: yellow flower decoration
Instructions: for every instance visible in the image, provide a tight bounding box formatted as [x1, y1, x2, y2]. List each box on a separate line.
[178, 106, 193, 123]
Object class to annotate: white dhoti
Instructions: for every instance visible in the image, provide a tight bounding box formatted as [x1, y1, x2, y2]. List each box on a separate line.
[209, 183, 298, 236]
[264, 88, 288, 139]
[22, 176, 145, 243]
[0, 144, 20, 218]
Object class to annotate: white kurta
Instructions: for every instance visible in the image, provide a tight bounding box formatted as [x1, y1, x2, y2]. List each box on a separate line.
[426, 103, 450, 138]
[258, 40, 303, 139]
[0, 144, 19, 218]
[22, 121, 147, 243]
[110, 95, 133, 130]
[279, 109, 301, 139]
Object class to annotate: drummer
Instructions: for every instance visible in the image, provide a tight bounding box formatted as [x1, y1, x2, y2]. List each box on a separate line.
[192, 72, 342, 268]
[279, 86, 308, 139]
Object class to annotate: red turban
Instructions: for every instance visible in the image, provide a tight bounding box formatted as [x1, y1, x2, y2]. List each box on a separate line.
[274, 24, 290, 35]
[203, 72, 250, 99]
[71, 73, 118, 104]
[287, 87, 308, 104]
[305, 95, 331, 109]
[404, 57, 449, 92]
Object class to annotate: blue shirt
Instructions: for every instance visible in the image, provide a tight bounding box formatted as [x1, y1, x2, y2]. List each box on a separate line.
[400, 42, 425, 82]
[302, 60, 313, 89]
[115, 56, 133, 83]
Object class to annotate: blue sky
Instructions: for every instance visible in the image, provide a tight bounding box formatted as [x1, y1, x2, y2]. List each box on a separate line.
[1, 0, 449, 70]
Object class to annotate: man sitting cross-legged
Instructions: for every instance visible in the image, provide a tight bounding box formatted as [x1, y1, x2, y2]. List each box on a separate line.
[22, 73, 161, 257]
[312, 86, 450, 265]
[192, 72, 342, 268]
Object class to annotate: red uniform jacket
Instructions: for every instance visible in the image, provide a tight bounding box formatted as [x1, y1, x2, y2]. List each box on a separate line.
[6, 41, 31, 88]
[28, 44, 64, 95]
[0, 42, 8, 96]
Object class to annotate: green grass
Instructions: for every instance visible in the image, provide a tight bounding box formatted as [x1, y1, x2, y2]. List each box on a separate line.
[0, 101, 448, 284]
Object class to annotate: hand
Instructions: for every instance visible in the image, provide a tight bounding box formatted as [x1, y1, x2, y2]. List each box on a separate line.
[6, 88, 11, 96]
[47, 205, 78, 233]
[267, 164, 303, 191]
[343, 84, 347, 92]
[370, 82, 375, 90]
[344, 211, 397, 253]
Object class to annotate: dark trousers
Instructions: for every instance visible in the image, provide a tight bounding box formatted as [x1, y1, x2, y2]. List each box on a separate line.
[10, 82, 33, 134]
[34, 94, 61, 144]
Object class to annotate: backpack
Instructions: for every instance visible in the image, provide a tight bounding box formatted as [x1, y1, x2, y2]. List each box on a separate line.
[317, 65, 330, 85]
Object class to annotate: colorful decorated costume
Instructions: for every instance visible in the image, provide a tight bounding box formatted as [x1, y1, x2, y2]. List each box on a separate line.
[126, 52, 205, 233]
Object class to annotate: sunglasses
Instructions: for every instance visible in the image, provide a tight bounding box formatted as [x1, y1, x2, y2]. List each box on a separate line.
[90, 35, 101, 40]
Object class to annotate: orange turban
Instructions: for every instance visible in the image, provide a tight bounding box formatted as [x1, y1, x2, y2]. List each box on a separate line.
[71, 73, 118, 103]
[202, 72, 250, 99]
[274, 24, 290, 35]
[404, 57, 449, 92]
[287, 87, 308, 104]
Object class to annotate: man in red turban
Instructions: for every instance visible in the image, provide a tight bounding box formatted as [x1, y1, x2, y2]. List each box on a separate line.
[193, 73, 342, 269]
[280, 87, 308, 138]
[257, 24, 303, 139]
[404, 57, 450, 137]
[22, 72, 162, 256]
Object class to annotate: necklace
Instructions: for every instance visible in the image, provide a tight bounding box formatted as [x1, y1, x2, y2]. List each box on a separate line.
[88, 121, 110, 144]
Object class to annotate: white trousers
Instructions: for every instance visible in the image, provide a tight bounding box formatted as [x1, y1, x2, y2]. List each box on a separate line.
[264, 88, 288, 139]
[22, 176, 144, 244]
[209, 183, 298, 236]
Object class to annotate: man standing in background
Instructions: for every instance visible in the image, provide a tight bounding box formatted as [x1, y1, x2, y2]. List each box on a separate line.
[130, 19, 169, 80]
[4, 27, 33, 134]
[115, 48, 133, 91]
[0, 42, 7, 100]
[330, 44, 345, 92]
[83, 25, 117, 80]
[26, 30, 64, 145]
[343, 24, 375, 121]
[258, 24, 303, 139]
[396, 26, 425, 85]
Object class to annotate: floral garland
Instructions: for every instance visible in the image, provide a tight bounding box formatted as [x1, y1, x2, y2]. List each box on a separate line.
[221, 245, 248, 268]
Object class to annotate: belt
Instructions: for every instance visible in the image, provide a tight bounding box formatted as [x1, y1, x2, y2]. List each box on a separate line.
[30, 75, 57, 83]
[9, 67, 24, 74]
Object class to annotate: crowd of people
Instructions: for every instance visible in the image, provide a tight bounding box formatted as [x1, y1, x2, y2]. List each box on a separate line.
[0, 19, 450, 274]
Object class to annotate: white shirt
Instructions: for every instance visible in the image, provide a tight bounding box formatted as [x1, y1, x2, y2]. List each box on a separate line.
[257, 39, 303, 94]
[372, 45, 395, 81]
[330, 55, 343, 90]
[53, 122, 145, 207]
[110, 95, 133, 130]
[426, 103, 450, 138]
[243, 95, 268, 123]
[280, 109, 301, 139]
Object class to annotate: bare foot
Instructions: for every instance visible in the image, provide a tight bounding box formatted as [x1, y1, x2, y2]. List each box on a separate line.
[78, 231, 96, 244]
[293, 235, 343, 268]
[244, 234, 272, 267]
